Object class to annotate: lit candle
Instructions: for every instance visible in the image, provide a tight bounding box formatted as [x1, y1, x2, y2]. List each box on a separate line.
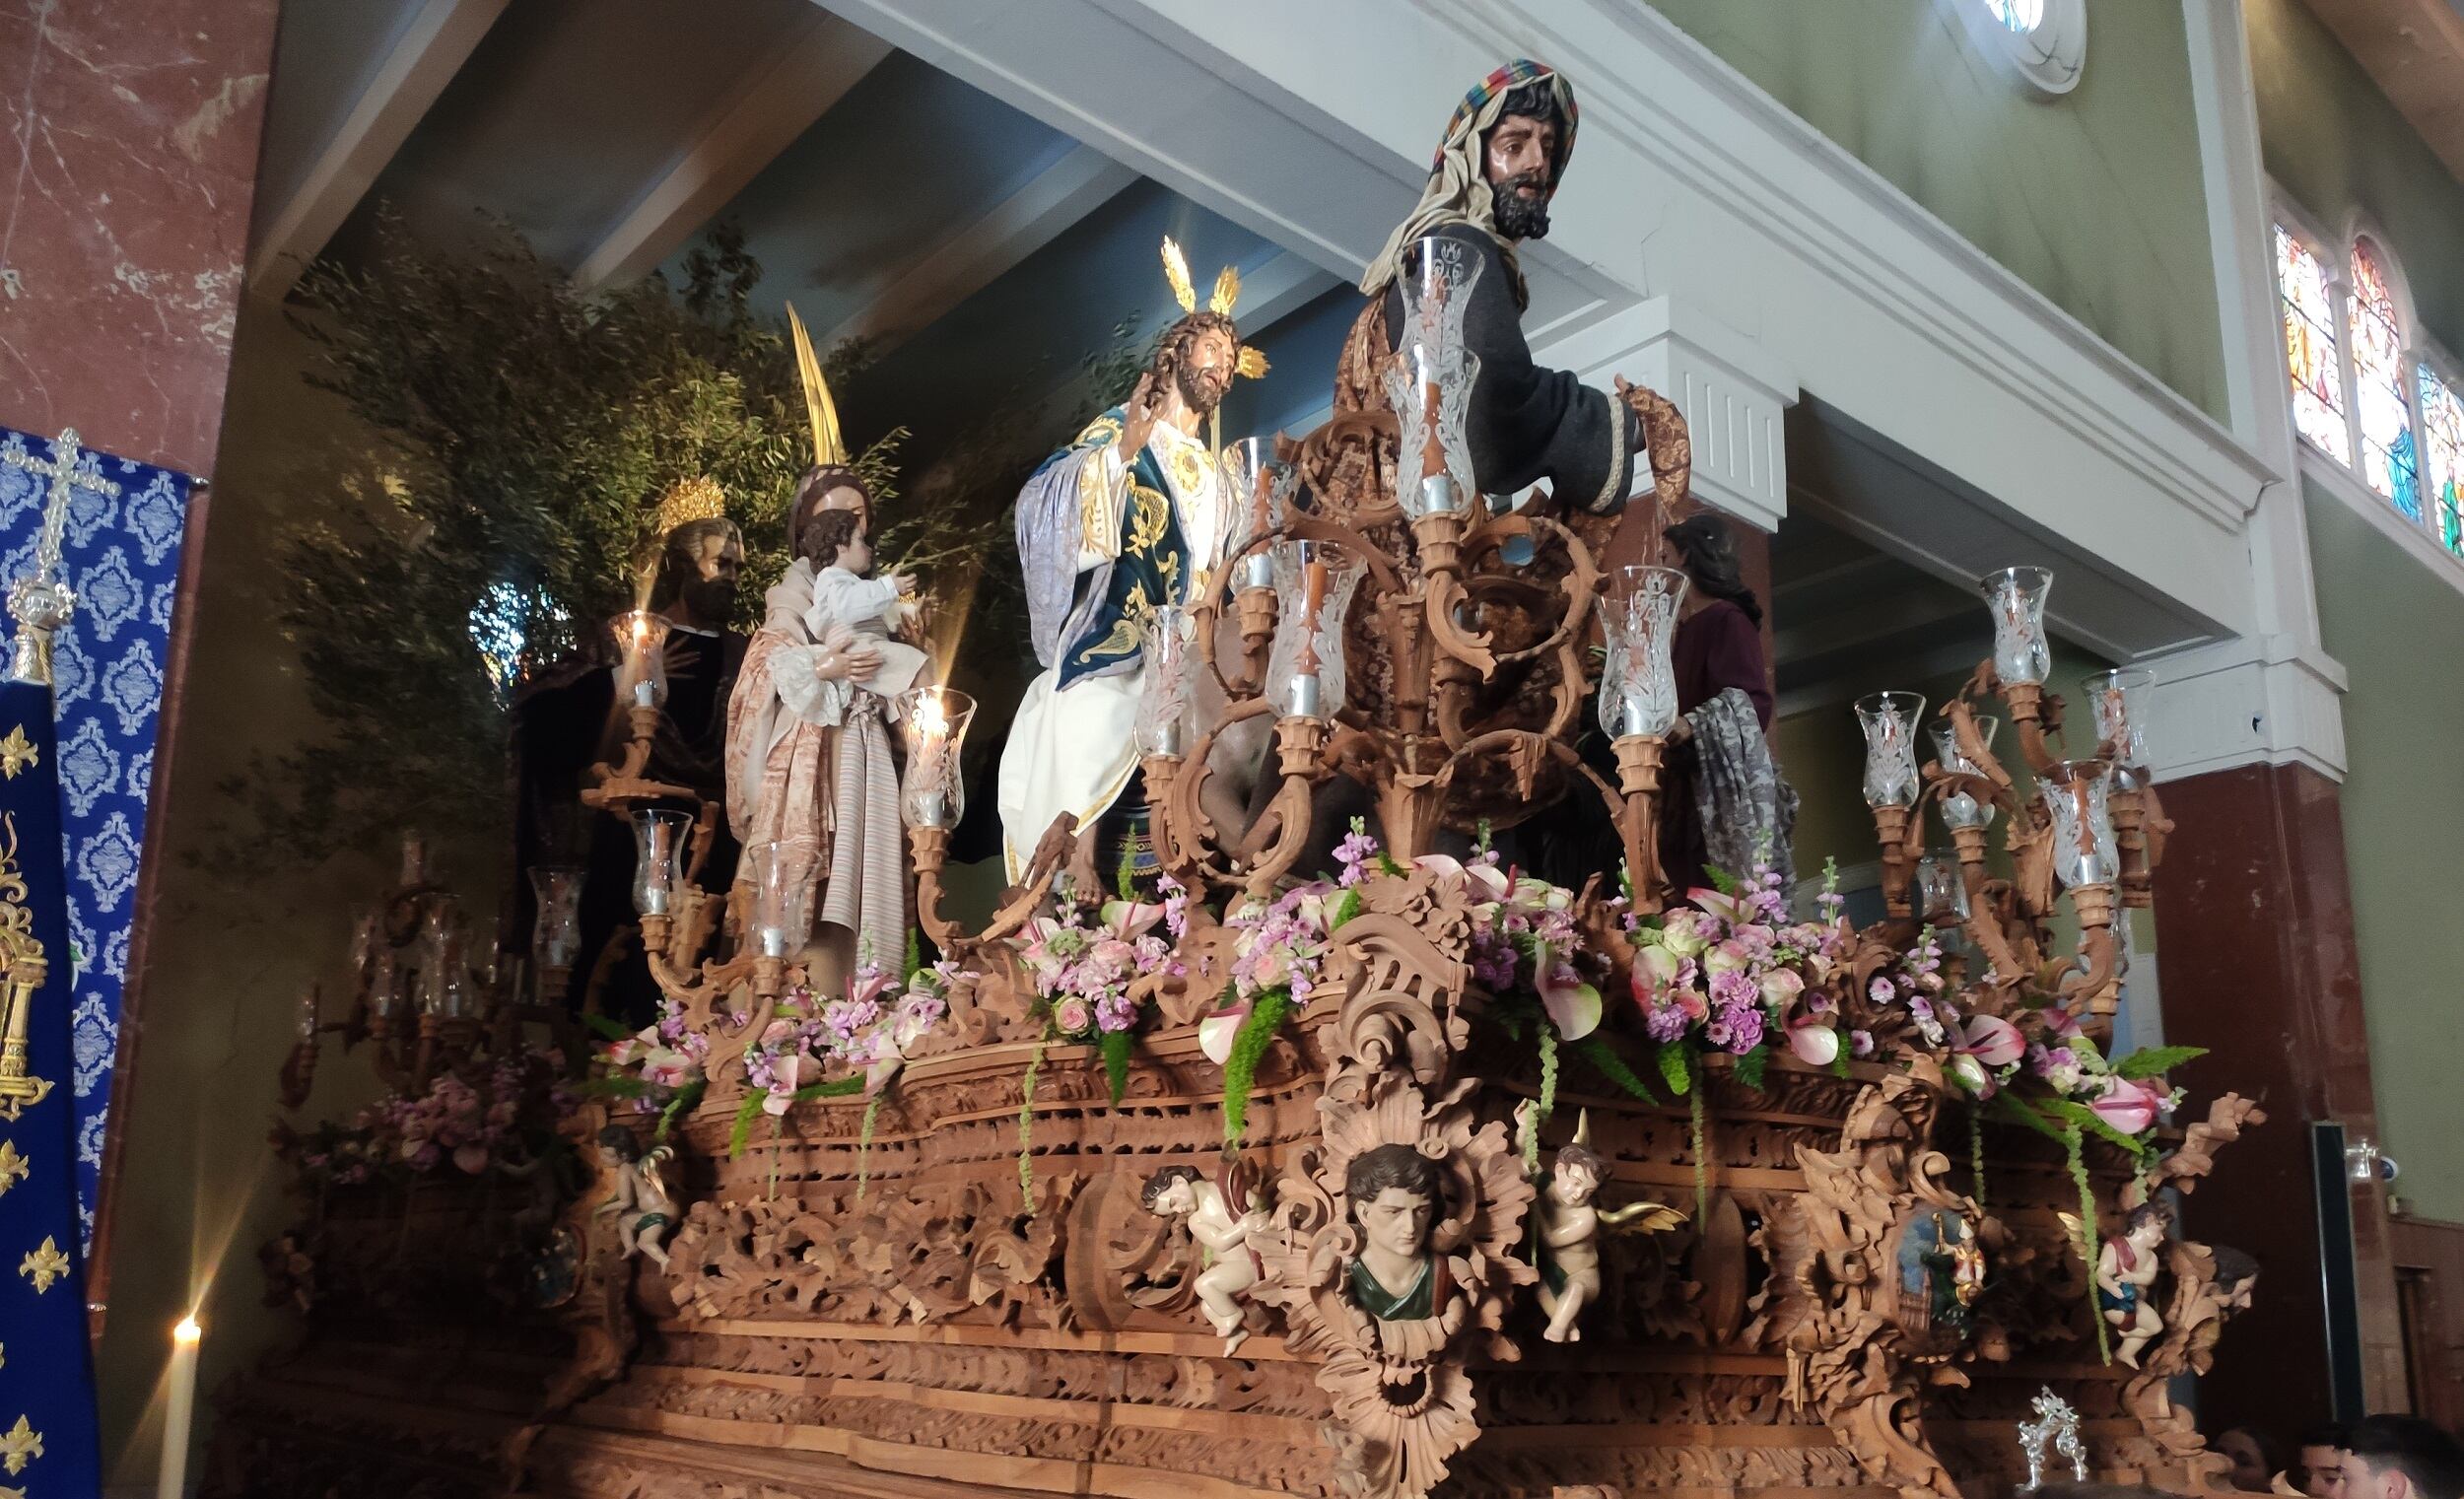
[609, 610, 671, 710]
[909, 691, 951, 827]
[628, 614, 656, 707]
[158, 1314, 202, 1499]
[295, 984, 320, 1042]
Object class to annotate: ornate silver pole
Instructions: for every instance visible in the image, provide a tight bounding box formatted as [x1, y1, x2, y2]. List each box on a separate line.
[2, 428, 119, 685]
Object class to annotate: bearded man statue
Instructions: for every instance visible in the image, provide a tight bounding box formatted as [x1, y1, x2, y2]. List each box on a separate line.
[998, 239, 1266, 886]
[1358, 59, 1688, 519]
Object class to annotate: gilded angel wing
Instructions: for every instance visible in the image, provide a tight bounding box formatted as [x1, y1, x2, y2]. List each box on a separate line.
[1598, 1200, 1689, 1235]
[1160, 237, 1198, 314]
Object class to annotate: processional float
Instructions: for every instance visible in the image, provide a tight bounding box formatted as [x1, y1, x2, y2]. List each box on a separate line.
[233, 238, 2261, 1499]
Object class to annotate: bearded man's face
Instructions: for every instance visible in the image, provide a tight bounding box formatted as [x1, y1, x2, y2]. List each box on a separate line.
[1485, 111, 1558, 241]
[1173, 326, 1236, 417]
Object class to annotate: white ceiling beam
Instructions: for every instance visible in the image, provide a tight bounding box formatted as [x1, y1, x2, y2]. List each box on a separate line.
[822, 143, 1136, 356]
[571, 13, 893, 293]
[1229, 249, 1339, 340]
[247, 0, 512, 301]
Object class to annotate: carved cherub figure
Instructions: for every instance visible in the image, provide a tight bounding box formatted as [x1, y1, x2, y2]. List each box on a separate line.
[1518, 1105, 1685, 1343]
[2097, 1198, 2173, 1367]
[595, 1125, 679, 1269]
[1142, 1164, 1270, 1353]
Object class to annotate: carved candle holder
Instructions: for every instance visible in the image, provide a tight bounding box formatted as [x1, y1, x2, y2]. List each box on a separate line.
[1234, 583, 1276, 691]
[582, 704, 694, 810]
[1613, 734, 1668, 915]
[1241, 715, 1335, 897]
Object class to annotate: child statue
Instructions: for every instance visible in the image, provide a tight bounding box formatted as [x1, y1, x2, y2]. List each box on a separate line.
[1518, 1106, 1686, 1343]
[1344, 1143, 1447, 1323]
[1140, 1164, 1270, 1354]
[595, 1125, 679, 1269]
[2097, 1198, 2173, 1367]
[801, 509, 928, 707]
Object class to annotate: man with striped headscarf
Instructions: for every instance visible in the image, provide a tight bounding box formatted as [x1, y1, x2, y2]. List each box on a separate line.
[1361, 60, 1684, 519]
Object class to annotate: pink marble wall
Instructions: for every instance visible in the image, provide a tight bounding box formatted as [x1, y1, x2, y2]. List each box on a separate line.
[0, 0, 280, 478]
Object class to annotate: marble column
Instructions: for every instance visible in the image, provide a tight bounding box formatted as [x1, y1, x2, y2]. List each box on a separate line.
[0, 0, 281, 477]
[2153, 761, 2407, 1435]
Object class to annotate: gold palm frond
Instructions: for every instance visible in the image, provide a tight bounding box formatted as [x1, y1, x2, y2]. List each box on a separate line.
[1160, 237, 1198, 314]
[1209, 264, 1241, 317]
[786, 303, 849, 467]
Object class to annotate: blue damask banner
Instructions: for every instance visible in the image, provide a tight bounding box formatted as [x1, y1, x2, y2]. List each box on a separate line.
[0, 426, 192, 1248]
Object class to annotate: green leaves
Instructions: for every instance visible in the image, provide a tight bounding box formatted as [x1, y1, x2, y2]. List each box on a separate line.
[581, 1012, 631, 1043]
[2113, 1045, 2207, 1080]
[1221, 988, 1293, 1146]
[727, 1089, 767, 1159]
[652, 1078, 705, 1143]
[1101, 1028, 1134, 1107]
[1657, 1041, 1693, 1098]
[1575, 1037, 1662, 1106]
[1732, 1044, 1770, 1094]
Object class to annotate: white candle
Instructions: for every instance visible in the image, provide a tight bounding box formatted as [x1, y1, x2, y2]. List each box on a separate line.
[158, 1315, 201, 1499]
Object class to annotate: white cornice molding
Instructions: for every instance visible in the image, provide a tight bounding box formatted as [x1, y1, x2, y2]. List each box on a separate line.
[2140, 631, 2349, 783]
[1540, 299, 1799, 533]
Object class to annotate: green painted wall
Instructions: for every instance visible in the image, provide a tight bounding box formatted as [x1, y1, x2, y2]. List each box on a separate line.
[1648, 0, 2228, 423]
[2306, 484, 2464, 1222]
[2249, 0, 2464, 362]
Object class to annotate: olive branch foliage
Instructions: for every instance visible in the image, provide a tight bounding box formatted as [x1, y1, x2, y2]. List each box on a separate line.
[213, 212, 1149, 875]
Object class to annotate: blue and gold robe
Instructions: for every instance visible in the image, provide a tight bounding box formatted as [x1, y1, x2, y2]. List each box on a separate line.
[997, 407, 1226, 878]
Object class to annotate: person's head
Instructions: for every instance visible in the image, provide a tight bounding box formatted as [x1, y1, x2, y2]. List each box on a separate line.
[649, 516, 743, 626]
[1483, 78, 1571, 241]
[2213, 1246, 2261, 1316]
[803, 507, 870, 577]
[1152, 311, 1240, 422]
[2215, 1426, 2282, 1493]
[1661, 511, 1764, 626]
[2301, 1424, 2353, 1499]
[1346, 1143, 1444, 1261]
[1549, 1141, 1603, 1206]
[1140, 1165, 1202, 1218]
[2121, 1198, 2173, 1252]
[596, 1124, 641, 1164]
[790, 465, 873, 565]
[2343, 1414, 2464, 1499]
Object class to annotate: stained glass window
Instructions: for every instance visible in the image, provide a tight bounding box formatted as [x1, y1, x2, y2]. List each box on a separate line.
[2420, 368, 2464, 556]
[2277, 227, 2352, 464]
[2347, 239, 2421, 518]
[1984, 0, 2046, 30]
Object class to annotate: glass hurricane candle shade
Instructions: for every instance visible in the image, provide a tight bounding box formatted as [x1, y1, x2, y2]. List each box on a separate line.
[1979, 567, 2053, 687]
[610, 609, 672, 710]
[1219, 438, 1297, 590]
[398, 833, 429, 888]
[1916, 852, 1970, 923]
[2083, 667, 2156, 789]
[1134, 606, 1195, 758]
[347, 911, 378, 979]
[1596, 566, 1688, 740]
[1930, 716, 2000, 831]
[528, 864, 585, 969]
[368, 956, 399, 1020]
[1854, 692, 1928, 809]
[1266, 540, 1362, 719]
[631, 809, 693, 917]
[295, 986, 320, 1042]
[1384, 236, 1484, 519]
[897, 686, 978, 830]
[745, 838, 819, 959]
[2039, 759, 2120, 888]
[416, 900, 465, 1019]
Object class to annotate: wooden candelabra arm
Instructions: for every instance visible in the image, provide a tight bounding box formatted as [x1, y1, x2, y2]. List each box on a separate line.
[913, 813, 1076, 956]
[1871, 804, 1922, 919]
[1996, 680, 2063, 778]
[1612, 734, 1669, 916]
[1412, 511, 1495, 677]
[1940, 697, 2019, 800]
[1238, 716, 1333, 898]
[1947, 826, 2028, 986]
[2060, 883, 2121, 1027]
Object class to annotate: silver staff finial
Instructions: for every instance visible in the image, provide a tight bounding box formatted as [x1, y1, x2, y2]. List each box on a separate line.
[2, 428, 119, 686]
[2018, 1386, 2088, 1488]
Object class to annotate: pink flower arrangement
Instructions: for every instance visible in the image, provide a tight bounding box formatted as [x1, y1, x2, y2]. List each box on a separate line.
[1628, 863, 1853, 1064]
[1017, 895, 1177, 1044]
